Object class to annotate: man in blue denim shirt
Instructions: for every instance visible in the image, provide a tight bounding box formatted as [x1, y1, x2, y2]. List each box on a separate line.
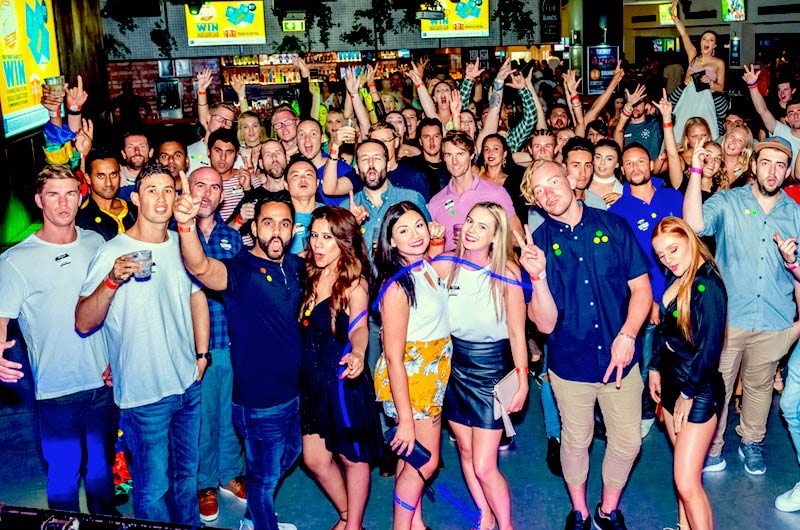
[684, 137, 800, 477]
[188, 168, 247, 522]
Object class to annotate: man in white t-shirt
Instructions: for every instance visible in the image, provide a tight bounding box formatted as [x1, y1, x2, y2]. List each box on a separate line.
[76, 162, 210, 525]
[188, 102, 237, 174]
[0, 165, 117, 515]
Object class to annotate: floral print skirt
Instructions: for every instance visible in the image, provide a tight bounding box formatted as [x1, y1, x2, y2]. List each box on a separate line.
[375, 336, 453, 420]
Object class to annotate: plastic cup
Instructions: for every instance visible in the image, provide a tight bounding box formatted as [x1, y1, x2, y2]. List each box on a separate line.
[130, 250, 153, 279]
[344, 117, 356, 128]
[453, 224, 463, 243]
[44, 75, 65, 97]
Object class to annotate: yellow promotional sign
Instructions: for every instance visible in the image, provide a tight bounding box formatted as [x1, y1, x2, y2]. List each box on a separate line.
[0, 0, 61, 137]
[186, 2, 266, 47]
[421, 0, 490, 39]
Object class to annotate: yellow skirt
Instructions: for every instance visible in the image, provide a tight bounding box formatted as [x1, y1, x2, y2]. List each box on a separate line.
[374, 336, 453, 420]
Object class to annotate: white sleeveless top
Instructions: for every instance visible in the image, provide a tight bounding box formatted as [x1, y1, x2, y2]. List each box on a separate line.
[406, 261, 450, 342]
[447, 265, 509, 342]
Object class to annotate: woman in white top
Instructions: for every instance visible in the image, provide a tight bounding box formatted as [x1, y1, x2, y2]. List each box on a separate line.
[373, 201, 450, 530]
[433, 202, 529, 530]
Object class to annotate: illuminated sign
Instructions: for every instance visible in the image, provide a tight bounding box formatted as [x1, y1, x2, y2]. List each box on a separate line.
[186, 2, 266, 47]
[420, 0, 489, 39]
[0, 0, 61, 137]
[721, 0, 745, 22]
[282, 20, 305, 32]
[587, 45, 619, 96]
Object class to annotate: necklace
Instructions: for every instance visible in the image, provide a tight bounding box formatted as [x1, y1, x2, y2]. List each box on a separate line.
[593, 175, 617, 184]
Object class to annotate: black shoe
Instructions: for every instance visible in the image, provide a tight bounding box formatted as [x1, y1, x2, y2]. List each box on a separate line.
[592, 504, 627, 530]
[546, 437, 563, 476]
[564, 510, 590, 530]
[379, 449, 397, 477]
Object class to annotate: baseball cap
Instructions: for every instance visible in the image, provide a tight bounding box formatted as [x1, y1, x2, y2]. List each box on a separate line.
[754, 136, 793, 159]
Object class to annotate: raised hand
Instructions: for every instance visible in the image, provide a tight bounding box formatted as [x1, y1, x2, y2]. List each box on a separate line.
[653, 88, 673, 122]
[230, 74, 247, 100]
[405, 61, 424, 85]
[612, 61, 625, 84]
[428, 221, 445, 241]
[65, 75, 88, 110]
[292, 55, 310, 78]
[513, 225, 546, 280]
[670, 0, 680, 19]
[742, 64, 760, 86]
[74, 119, 94, 157]
[691, 144, 709, 169]
[506, 71, 526, 90]
[774, 231, 799, 265]
[239, 202, 256, 223]
[197, 68, 213, 92]
[0, 339, 22, 383]
[366, 63, 376, 86]
[343, 67, 361, 95]
[333, 125, 357, 146]
[449, 88, 462, 116]
[564, 70, 581, 96]
[496, 58, 513, 82]
[418, 56, 430, 75]
[174, 170, 201, 227]
[625, 84, 647, 107]
[348, 190, 369, 225]
[40, 83, 64, 113]
[236, 168, 252, 191]
[465, 57, 485, 81]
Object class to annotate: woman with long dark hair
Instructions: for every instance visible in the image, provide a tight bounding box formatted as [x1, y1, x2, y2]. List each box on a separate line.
[650, 216, 726, 530]
[299, 206, 382, 530]
[434, 202, 529, 530]
[372, 201, 451, 530]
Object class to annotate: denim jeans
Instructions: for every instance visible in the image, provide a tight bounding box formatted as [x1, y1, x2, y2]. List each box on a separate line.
[233, 397, 301, 530]
[781, 342, 800, 466]
[541, 345, 561, 439]
[121, 380, 202, 525]
[37, 385, 118, 514]
[198, 348, 245, 489]
[640, 323, 656, 420]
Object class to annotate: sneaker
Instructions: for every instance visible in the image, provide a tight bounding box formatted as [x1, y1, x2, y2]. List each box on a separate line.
[546, 437, 563, 477]
[564, 510, 591, 530]
[640, 417, 656, 439]
[702, 453, 727, 473]
[738, 441, 767, 475]
[220, 476, 247, 504]
[278, 524, 298, 530]
[499, 435, 514, 451]
[198, 488, 219, 522]
[775, 480, 800, 512]
[592, 504, 627, 530]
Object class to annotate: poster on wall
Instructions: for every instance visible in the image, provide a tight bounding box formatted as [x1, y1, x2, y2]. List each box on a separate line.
[586, 45, 619, 96]
[0, 0, 61, 137]
[185, 2, 266, 46]
[540, 0, 561, 43]
[421, 0, 489, 39]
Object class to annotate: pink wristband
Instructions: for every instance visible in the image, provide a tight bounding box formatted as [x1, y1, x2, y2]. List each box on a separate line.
[690, 167, 703, 175]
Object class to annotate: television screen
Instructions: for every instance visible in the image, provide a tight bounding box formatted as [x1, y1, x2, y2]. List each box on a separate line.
[420, 0, 490, 39]
[0, 0, 61, 138]
[186, 2, 267, 47]
[721, 0, 745, 22]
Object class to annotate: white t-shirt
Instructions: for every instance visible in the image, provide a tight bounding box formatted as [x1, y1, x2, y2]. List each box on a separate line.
[406, 261, 450, 342]
[447, 265, 509, 342]
[0, 229, 107, 399]
[80, 232, 200, 409]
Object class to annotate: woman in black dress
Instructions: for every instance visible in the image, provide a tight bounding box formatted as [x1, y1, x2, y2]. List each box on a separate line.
[300, 206, 382, 530]
[650, 216, 726, 530]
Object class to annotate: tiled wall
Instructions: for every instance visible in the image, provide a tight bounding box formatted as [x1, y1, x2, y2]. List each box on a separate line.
[101, 1, 542, 61]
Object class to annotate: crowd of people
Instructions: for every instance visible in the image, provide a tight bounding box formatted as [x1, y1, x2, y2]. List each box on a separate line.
[2, 3, 800, 529]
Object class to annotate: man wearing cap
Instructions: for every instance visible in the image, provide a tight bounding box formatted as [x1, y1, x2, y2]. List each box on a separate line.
[684, 136, 800, 476]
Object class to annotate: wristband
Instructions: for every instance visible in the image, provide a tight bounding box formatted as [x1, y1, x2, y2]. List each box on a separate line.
[196, 352, 212, 361]
[177, 222, 196, 233]
[48, 108, 61, 118]
[67, 108, 81, 116]
[236, 215, 245, 225]
[415, 82, 424, 89]
[679, 391, 691, 400]
[570, 94, 580, 101]
[618, 331, 636, 342]
[531, 270, 547, 282]
[662, 122, 673, 129]
[429, 238, 445, 247]
[367, 82, 376, 89]
[786, 262, 799, 271]
[69, 104, 81, 112]
[349, 93, 356, 99]
[746, 82, 758, 89]
[198, 90, 207, 95]
[690, 167, 703, 175]
[515, 366, 529, 375]
[621, 108, 631, 118]
[104, 277, 120, 290]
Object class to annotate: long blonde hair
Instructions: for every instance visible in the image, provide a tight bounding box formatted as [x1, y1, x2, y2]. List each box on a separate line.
[681, 117, 712, 151]
[721, 124, 754, 175]
[652, 217, 718, 341]
[448, 202, 519, 320]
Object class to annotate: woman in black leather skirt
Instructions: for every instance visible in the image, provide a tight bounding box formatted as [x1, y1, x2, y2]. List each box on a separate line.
[649, 217, 726, 530]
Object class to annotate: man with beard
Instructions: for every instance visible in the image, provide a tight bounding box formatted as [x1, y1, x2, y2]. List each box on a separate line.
[547, 103, 572, 132]
[336, 139, 429, 254]
[613, 84, 663, 162]
[175, 186, 303, 530]
[157, 138, 190, 190]
[609, 143, 683, 440]
[188, 102, 238, 174]
[521, 160, 651, 530]
[181, 168, 246, 522]
[684, 137, 800, 477]
[258, 140, 289, 193]
[406, 117, 451, 196]
[271, 105, 301, 158]
[77, 149, 136, 241]
[119, 130, 153, 187]
[76, 163, 210, 525]
[295, 118, 359, 205]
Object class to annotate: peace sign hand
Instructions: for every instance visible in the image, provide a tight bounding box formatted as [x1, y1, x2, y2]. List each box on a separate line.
[513, 224, 546, 280]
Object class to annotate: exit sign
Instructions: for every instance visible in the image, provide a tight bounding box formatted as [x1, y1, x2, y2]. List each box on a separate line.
[282, 20, 306, 32]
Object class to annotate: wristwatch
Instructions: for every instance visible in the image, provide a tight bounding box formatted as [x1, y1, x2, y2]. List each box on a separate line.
[196, 352, 213, 367]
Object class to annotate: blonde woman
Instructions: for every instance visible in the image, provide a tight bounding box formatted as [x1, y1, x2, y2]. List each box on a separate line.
[433, 202, 528, 530]
[720, 125, 753, 187]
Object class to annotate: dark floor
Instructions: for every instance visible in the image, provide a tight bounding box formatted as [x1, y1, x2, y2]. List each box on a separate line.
[1, 334, 799, 530]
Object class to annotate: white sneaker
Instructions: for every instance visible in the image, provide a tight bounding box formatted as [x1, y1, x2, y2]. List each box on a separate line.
[641, 417, 656, 438]
[278, 523, 298, 530]
[775, 480, 800, 512]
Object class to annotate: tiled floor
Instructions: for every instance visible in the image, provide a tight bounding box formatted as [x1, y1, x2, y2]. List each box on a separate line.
[1, 336, 799, 529]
